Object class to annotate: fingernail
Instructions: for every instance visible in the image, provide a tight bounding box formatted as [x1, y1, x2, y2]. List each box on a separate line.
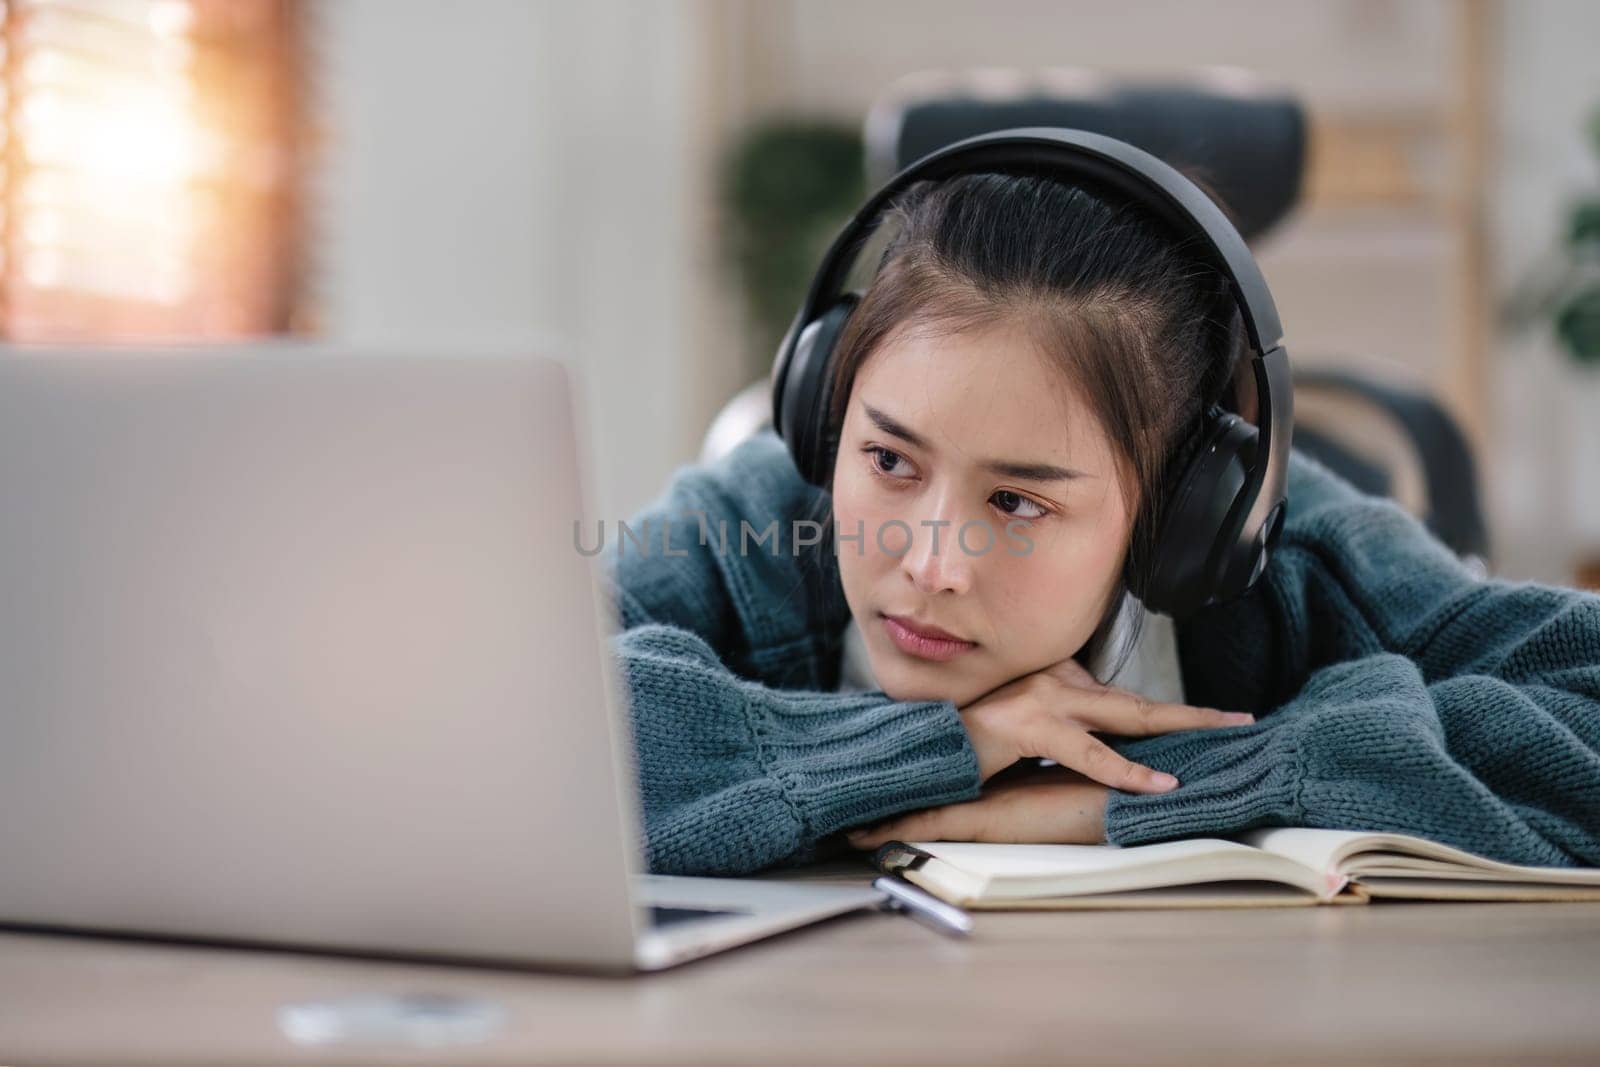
[1227, 712, 1255, 724]
[1152, 772, 1180, 790]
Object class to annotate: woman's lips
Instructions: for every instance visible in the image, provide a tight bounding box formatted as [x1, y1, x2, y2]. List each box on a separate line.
[881, 613, 977, 662]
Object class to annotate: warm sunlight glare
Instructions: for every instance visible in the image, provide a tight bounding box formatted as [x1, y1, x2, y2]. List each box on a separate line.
[13, 0, 201, 305]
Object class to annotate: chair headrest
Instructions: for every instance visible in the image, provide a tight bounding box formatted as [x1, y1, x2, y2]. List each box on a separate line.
[866, 67, 1306, 243]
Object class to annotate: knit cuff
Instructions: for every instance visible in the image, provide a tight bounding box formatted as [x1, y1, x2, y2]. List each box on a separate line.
[1101, 716, 1306, 846]
[742, 683, 983, 839]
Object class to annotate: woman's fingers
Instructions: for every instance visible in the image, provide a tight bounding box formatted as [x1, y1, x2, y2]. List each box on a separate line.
[957, 664, 1258, 790]
[1066, 685, 1255, 736]
[1061, 730, 1181, 793]
[1006, 689, 1253, 794]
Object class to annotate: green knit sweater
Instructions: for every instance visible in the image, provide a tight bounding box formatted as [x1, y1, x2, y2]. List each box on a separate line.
[602, 430, 1600, 875]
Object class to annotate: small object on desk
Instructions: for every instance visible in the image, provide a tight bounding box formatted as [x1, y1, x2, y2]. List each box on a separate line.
[873, 874, 975, 937]
[277, 992, 506, 1048]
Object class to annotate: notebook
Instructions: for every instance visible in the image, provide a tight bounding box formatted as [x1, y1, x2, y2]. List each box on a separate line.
[871, 828, 1600, 910]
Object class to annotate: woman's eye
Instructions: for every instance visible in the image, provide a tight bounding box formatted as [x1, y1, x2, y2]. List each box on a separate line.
[866, 446, 915, 480]
[991, 489, 1047, 520]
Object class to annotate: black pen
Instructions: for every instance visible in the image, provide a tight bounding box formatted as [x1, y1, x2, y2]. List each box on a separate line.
[873, 873, 974, 937]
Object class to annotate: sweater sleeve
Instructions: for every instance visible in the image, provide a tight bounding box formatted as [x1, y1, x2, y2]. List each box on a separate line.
[610, 611, 980, 876]
[603, 437, 982, 876]
[1101, 449, 1600, 867]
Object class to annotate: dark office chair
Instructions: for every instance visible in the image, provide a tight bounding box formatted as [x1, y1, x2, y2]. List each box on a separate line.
[702, 67, 1492, 571]
[864, 67, 1305, 243]
[1291, 366, 1490, 565]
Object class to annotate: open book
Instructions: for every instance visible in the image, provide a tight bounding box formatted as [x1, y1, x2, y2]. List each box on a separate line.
[872, 829, 1600, 910]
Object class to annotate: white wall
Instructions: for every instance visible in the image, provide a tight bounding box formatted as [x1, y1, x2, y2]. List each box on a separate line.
[776, 0, 1456, 115]
[1488, 0, 1600, 583]
[313, 0, 710, 522]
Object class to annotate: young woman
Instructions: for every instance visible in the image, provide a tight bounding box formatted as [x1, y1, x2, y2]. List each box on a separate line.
[602, 148, 1600, 878]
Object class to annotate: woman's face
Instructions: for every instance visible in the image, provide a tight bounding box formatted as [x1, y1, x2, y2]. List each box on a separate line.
[830, 317, 1136, 707]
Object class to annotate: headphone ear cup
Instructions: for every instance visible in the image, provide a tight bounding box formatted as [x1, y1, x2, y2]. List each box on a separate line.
[1132, 410, 1257, 618]
[776, 294, 859, 488]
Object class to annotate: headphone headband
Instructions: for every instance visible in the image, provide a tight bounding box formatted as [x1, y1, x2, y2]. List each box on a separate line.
[783, 128, 1282, 372]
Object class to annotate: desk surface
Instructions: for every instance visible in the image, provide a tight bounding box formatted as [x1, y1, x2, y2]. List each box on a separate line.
[3, 857, 1599, 1066]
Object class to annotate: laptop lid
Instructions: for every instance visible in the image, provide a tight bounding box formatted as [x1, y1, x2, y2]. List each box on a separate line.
[0, 345, 647, 970]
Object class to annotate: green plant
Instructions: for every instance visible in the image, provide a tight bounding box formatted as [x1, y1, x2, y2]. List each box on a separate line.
[1504, 103, 1600, 368]
[719, 120, 866, 382]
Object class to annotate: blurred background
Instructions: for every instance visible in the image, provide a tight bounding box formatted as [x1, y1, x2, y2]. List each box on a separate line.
[1, 0, 1598, 588]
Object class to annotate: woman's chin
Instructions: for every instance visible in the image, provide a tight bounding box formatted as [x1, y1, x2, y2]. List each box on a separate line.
[875, 665, 984, 707]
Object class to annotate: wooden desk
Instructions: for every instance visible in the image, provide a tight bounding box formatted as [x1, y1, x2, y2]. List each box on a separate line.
[3, 857, 1598, 1065]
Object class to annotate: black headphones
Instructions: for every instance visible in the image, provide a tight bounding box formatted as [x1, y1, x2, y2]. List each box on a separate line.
[769, 127, 1293, 620]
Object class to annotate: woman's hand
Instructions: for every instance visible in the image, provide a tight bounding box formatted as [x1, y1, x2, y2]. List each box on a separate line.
[842, 656, 1253, 850]
[846, 762, 1109, 848]
[955, 654, 1253, 792]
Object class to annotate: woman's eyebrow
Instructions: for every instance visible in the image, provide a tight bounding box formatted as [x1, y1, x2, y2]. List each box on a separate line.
[862, 403, 1092, 482]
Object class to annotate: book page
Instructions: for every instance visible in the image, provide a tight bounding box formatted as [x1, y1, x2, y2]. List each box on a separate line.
[1356, 877, 1600, 902]
[1233, 828, 1376, 874]
[904, 838, 1331, 901]
[1346, 858, 1600, 884]
[961, 882, 1328, 910]
[909, 837, 1259, 878]
[1237, 828, 1600, 885]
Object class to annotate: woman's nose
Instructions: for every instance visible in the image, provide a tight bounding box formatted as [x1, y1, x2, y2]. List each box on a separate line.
[899, 515, 975, 596]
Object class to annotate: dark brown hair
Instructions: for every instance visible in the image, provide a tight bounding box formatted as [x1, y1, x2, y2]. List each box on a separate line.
[818, 169, 1246, 681]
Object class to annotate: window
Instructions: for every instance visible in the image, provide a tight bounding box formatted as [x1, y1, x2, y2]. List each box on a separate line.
[0, 0, 308, 341]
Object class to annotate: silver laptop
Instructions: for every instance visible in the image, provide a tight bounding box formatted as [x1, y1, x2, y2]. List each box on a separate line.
[0, 345, 885, 973]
